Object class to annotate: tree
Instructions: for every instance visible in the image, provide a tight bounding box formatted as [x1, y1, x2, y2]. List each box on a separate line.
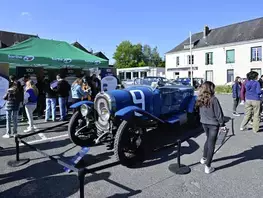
[113, 41, 164, 68]
[151, 46, 163, 67]
[113, 41, 134, 68]
[142, 44, 152, 65]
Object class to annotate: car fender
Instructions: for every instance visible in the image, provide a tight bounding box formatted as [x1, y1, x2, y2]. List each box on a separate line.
[115, 106, 165, 123]
[70, 101, 94, 109]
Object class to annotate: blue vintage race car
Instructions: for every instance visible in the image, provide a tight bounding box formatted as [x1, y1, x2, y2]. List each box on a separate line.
[68, 81, 199, 166]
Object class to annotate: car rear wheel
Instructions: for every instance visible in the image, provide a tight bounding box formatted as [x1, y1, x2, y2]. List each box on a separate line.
[114, 120, 145, 167]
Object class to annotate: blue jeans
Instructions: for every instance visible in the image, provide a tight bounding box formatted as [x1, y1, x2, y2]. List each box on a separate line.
[58, 97, 67, 120]
[45, 98, 57, 121]
[6, 110, 18, 135]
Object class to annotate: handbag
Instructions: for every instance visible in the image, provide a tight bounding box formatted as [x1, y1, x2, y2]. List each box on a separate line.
[216, 127, 229, 145]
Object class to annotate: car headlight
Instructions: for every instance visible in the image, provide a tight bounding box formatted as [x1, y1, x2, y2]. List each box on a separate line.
[100, 107, 110, 121]
[80, 104, 89, 117]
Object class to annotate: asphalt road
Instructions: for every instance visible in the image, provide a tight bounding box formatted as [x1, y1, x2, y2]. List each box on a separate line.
[1, 94, 263, 198]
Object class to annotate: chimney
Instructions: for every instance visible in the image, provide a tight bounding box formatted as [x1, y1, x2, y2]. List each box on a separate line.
[203, 25, 209, 38]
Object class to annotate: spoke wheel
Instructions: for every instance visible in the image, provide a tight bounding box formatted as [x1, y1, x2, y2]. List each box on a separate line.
[114, 120, 145, 167]
[68, 111, 96, 146]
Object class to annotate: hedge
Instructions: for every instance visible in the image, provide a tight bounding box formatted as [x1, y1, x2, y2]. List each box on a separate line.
[215, 85, 232, 94]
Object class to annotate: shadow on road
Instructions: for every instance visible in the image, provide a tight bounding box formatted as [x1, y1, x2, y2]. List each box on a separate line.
[0, 154, 141, 197]
[214, 145, 263, 171]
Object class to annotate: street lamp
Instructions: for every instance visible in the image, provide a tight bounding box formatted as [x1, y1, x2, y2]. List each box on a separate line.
[189, 31, 193, 86]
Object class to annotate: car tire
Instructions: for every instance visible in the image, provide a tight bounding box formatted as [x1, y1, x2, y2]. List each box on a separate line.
[68, 111, 95, 147]
[114, 120, 145, 167]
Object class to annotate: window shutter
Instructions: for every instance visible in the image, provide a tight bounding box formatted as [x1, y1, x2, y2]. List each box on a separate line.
[205, 54, 208, 65]
[211, 53, 213, 64]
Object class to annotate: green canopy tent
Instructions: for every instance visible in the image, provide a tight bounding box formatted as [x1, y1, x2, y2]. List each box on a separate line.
[0, 37, 109, 68]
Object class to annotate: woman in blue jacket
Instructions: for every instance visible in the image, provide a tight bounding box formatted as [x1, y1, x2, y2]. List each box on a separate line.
[71, 78, 90, 113]
[232, 76, 241, 116]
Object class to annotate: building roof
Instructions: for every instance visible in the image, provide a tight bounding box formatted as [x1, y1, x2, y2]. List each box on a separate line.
[167, 17, 263, 54]
[93, 51, 109, 60]
[0, 30, 38, 48]
[72, 41, 91, 54]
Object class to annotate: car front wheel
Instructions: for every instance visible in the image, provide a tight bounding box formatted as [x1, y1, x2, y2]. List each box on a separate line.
[114, 120, 145, 167]
[68, 111, 96, 147]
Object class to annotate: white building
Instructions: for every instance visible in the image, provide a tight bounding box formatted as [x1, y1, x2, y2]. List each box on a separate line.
[117, 66, 165, 80]
[165, 17, 263, 85]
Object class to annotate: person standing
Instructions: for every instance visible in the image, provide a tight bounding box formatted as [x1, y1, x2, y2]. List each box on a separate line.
[36, 76, 45, 119]
[232, 76, 242, 116]
[90, 74, 101, 101]
[56, 74, 70, 121]
[71, 78, 90, 113]
[9, 75, 17, 88]
[240, 71, 262, 133]
[2, 84, 21, 138]
[196, 81, 225, 174]
[21, 74, 30, 122]
[44, 78, 57, 122]
[24, 80, 39, 133]
[240, 74, 249, 105]
[258, 75, 263, 115]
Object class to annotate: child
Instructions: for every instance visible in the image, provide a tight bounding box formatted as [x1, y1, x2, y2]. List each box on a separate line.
[196, 81, 225, 174]
[232, 76, 241, 116]
[3, 84, 21, 138]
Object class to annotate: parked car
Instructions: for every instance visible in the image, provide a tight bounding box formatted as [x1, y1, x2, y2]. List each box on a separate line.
[68, 81, 200, 166]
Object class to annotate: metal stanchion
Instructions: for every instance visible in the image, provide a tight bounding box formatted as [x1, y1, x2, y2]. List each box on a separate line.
[231, 118, 235, 136]
[7, 136, 30, 167]
[168, 139, 191, 175]
[78, 169, 85, 198]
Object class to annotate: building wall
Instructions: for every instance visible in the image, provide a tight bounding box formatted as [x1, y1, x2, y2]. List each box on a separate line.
[117, 66, 165, 80]
[166, 39, 263, 85]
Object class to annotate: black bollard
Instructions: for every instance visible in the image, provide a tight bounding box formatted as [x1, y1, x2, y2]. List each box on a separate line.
[231, 118, 235, 136]
[168, 139, 191, 175]
[7, 136, 30, 167]
[78, 169, 85, 198]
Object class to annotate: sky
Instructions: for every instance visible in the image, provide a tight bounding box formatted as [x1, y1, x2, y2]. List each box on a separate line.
[1, 0, 263, 64]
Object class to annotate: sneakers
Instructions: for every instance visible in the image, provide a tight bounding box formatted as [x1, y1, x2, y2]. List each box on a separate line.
[233, 112, 240, 116]
[24, 128, 34, 133]
[200, 157, 207, 164]
[2, 134, 13, 139]
[205, 166, 215, 174]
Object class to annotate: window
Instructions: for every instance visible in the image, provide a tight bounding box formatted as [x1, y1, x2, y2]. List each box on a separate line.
[174, 72, 179, 79]
[119, 72, 124, 80]
[251, 68, 262, 76]
[187, 55, 194, 64]
[226, 49, 235, 63]
[205, 52, 213, 65]
[227, 69, 234, 83]
[188, 71, 193, 78]
[205, 70, 213, 82]
[140, 71, 147, 78]
[126, 72, 131, 79]
[133, 72, 139, 78]
[176, 56, 180, 66]
[251, 47, 262, 62]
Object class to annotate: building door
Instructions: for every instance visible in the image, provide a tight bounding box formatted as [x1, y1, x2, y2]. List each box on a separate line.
[251, 68, 262, 76]
[227, 69, 234, 83]
[205, 70, 213, 82]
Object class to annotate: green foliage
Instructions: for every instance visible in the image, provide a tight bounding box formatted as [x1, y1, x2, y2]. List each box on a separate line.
[113, 41, 164, 68]
[215, 85, 232, 93]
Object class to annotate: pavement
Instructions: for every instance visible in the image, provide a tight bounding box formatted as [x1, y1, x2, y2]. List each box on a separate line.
[1, 94, 263, 198]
